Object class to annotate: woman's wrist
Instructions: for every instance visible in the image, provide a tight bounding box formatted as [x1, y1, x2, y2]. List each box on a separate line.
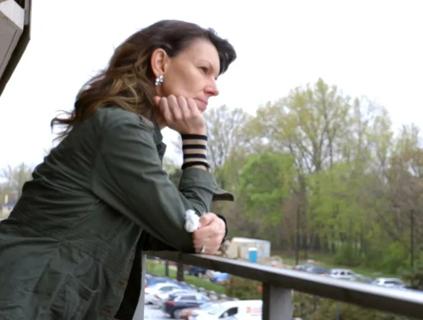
[181, 134, 210, 171]
[180, 127, 207, 136]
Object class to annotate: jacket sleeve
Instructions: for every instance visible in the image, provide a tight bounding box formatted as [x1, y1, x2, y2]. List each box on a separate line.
[90, 111, 218, 252]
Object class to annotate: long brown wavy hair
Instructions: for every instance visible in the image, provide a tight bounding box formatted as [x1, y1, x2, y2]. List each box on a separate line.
[51, 20, 236, 138]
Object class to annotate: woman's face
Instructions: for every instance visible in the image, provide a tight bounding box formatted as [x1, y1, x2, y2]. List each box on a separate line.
[158, 39, 220, 112]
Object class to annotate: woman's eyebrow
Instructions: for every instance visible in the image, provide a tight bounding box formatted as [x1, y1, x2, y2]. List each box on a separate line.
[198, 59, 219, 77]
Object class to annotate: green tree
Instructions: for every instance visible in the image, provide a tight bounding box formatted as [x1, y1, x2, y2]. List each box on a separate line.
[202, 79, 421, 275]
[246, 79, 353, 256]
[205, 105, 251, 171]
[385, 125, 423, 271]
[202, 105, 252, 235]
[238, 152, 295, 248]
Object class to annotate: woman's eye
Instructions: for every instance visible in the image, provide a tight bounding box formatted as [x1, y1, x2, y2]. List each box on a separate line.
[199, 66, 208, 73]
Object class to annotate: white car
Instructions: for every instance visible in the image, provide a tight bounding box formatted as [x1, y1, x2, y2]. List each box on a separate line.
[189, 300, 262, 319]
[328, 268, 357, 281]
[144, 282, 182, 305]
[151, 288, 195, 307]
[372, 277, 406, 289]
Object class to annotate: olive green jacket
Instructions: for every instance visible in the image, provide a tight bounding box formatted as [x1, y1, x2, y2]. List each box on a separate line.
[0, 107, 230, 320]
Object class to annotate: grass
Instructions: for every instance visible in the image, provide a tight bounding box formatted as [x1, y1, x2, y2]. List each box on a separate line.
[272, 250, 402, 279]
[146, 259, 226, 294]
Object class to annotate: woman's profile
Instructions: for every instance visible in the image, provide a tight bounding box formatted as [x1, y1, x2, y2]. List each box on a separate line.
[0, 19, 236, 319]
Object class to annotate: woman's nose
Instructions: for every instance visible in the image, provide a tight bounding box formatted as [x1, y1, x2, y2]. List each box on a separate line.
[205, 79, 219, 97]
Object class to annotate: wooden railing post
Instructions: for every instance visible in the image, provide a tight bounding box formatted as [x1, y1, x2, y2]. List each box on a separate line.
[262, 282, 293, 320]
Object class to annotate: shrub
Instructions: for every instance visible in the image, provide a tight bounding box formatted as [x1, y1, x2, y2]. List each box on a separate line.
[223, 276, 261, 299]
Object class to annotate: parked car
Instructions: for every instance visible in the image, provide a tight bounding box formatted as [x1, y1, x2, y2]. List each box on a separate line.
[145, 282, 183, 305]
[177, 302, 217, 319]
[151, 288, 196, 307]
[306, 265, 329, 275]
[207, 270, 231, 283]
[188, 266, 208, 277]
[145, 275, 192, 289]
[294, 263, 328, 275]
[145, 275, 173, 288]
[164, 292, 210, 318]
[372, 277, 406, 289]
[353, 273, 373, 284]
[328, 268, 357, 281]
[294, 263, 315, 272]
[189, 299, 262, 319]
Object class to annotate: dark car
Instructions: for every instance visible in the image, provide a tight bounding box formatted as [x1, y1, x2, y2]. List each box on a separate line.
[305, 265, 328, 275]
[164, 292, 209, 318]
[294, 263, 328, 275]
[187, 266, 207, 277]
[294, 263, 315, 272]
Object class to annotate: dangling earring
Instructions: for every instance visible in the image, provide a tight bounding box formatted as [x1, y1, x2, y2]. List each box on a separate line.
[155, 74, 164, 86]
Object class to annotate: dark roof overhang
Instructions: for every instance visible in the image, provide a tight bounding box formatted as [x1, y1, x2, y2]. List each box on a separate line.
[0, 0, 31, 96]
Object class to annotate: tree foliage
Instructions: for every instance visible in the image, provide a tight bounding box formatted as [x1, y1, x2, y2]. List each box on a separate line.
[0, 163, 32, 205]
[205, 105, 251, 170]
[209, 78, 422, 276]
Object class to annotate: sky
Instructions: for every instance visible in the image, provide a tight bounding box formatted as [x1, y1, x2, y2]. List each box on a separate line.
[1, 0, 423, 169]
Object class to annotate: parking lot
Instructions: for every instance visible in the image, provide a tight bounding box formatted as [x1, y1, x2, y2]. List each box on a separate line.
[131, 271, 261, 319]
[134, 304, 168, 319]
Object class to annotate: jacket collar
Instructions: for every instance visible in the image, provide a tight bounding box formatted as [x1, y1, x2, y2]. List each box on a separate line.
[153, 122, 167, 159]
[138, 114, 167, 159]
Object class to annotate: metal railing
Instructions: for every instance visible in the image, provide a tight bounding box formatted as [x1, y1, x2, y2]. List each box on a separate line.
[140, 251, 423, 320]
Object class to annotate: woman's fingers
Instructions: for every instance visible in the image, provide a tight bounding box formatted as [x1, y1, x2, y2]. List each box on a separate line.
[153, 96, 161, 106]
[187, 98, 200, 116]
[193, 213, 226, 254]
[157, 96, 171, 123]
[168, 95, 182, 120]
[178, 96, 190, 120]
[155, 95, 206, 134]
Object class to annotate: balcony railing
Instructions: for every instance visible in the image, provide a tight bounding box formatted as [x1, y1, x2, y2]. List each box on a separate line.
[139, 251, 423, 320]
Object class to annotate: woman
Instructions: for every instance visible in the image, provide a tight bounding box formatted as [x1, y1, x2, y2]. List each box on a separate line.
[0, 20, 236, 319]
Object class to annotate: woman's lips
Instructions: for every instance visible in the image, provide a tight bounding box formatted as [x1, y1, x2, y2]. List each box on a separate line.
[194, 98, 208, 112]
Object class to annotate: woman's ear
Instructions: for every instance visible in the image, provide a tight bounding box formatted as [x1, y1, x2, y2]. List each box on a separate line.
[151, 48, 168, 77]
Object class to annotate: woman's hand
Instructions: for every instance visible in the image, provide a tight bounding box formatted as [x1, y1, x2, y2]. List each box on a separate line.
[192, 213, 226, 254]
[154, 95, 206, 135]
